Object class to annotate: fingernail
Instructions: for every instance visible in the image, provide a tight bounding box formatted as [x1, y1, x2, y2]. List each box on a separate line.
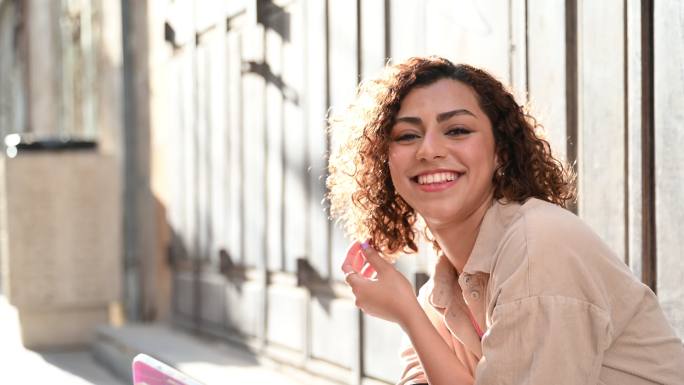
[360, 240, 370, 250]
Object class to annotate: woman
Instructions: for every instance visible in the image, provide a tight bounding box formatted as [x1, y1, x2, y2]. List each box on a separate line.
[327, 56, 684, 385]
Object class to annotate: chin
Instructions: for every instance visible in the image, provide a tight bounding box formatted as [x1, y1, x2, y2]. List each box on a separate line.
[416, 208, 461, 227]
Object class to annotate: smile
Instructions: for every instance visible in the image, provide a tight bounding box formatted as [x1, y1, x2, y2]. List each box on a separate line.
[411, 171, 461, 192]
[415, 171, 458, 185]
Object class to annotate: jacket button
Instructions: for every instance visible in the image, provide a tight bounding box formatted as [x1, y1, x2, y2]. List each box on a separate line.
[470, 291, 480, 300]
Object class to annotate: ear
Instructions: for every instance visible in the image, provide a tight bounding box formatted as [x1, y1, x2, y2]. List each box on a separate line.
[493, 154, 504, 181]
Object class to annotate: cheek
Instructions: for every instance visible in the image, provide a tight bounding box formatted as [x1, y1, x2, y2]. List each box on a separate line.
[465, 140, 497, 171]
[387, 153, 410, 193]
[387, 160, 402, 187]
[387, 150, 401, 177]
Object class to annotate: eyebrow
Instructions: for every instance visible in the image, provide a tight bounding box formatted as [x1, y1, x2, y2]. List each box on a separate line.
[394, 109, 477, 125]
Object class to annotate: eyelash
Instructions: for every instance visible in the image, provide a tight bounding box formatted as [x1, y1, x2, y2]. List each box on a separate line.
[446, 127, 471, 136]
[394, 133, 419, 142]
[393, 127, 471, 142]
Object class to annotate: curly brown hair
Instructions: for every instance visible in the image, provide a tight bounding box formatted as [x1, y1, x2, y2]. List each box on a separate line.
[327, 56, 576, 257]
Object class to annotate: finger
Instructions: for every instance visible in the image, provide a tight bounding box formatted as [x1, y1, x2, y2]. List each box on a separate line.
[342, 242, 362, 274]
[360, 241, 390, 273]
[341, 262, 355, 275]
[344, 270, 365, 287]
[360, 262, 377, 279]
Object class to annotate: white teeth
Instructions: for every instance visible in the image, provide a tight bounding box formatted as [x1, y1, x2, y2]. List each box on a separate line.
[417, 172, 458, 185]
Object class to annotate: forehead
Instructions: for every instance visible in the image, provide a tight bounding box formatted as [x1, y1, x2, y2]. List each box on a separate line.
[397, 78, 482, 116]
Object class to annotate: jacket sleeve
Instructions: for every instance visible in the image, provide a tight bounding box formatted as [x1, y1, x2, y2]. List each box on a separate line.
[396, 281, 476, 385]
[475, 295, 612, 385]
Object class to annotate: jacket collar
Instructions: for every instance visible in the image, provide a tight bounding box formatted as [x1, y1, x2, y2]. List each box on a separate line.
[426, 199, 523, 358]
[462, 199, 522, 276]
[429, 199, 522, 306]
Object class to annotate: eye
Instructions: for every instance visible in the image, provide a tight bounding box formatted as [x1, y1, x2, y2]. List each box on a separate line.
[446, 127, 471, 136]
[393, 133, 421, 142]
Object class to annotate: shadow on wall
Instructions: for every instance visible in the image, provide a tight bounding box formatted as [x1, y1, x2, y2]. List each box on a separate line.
[242, 60, 300, 106]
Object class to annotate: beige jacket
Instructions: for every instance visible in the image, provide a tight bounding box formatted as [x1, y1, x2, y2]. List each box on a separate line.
[398, 198, 684, 385]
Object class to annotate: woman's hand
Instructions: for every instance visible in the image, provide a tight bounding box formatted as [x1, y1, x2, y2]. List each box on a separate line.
[343, 243, 473, 385]
[342, 243, 421, 327]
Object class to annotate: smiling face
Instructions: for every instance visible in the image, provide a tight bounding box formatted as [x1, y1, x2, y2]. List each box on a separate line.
[387, 78, 498, 227]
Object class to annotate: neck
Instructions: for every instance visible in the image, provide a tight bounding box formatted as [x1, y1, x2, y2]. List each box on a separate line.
[427, 197, 493, 274]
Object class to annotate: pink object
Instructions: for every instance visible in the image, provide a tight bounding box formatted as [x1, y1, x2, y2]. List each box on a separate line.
[416, 178, 457, 192]
[465, 307, 484, 339]
[343, 241, 377, 279]
[132, 354, 204, 385]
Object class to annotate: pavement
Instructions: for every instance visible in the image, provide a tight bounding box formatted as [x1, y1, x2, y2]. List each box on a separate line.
[0, 294, 126, 384]
[93, 322, 319, 385]
[0, 292, 336, 385]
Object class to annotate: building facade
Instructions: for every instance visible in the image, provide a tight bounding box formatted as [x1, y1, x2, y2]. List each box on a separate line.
[1, 1, 683, 384]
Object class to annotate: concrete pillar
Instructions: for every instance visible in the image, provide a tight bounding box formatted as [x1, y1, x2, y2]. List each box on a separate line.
[0, 151, 121, 349]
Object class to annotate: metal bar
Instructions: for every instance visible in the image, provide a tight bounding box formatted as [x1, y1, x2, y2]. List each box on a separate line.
[565, 0, 579, 214]
[640, 0, 656, 292]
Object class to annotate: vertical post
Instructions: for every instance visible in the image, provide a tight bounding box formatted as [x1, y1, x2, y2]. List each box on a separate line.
[244, 0, 269, 351]
[121, 0, 158, 322]
[80, 0, 96, 138]
[625, 0, 644, 278]
[565, 0, 578, 214]
[25, 0, 61, 137]
[355, 0, 363, 383]
[640, 0, 655, 291]
[384, 0, 390, 60]
[191, 0, 202, 334]
[120, 0, 141, 322]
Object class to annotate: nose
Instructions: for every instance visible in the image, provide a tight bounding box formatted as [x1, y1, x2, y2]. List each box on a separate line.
[416, 130, 446, 161]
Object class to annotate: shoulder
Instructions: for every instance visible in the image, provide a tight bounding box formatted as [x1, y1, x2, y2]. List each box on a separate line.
[508, 198, 608, 254]
[492, 198, 634, 307]
[517, 198, 583, 232]
[492, 198, 591, 267]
